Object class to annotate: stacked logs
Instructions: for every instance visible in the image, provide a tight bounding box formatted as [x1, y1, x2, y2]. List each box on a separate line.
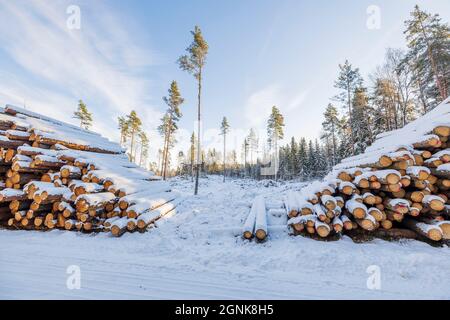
[285, 99, 450, 243]
[0, 104, 180, 237]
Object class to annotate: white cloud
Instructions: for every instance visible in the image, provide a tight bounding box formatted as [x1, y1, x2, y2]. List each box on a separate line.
[0, 0, 162, 148]
[244, 84, 282, 128]
[244, 84, 310, 131]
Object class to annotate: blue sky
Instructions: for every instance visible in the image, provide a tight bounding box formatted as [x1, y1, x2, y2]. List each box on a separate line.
[0, 0, 449, 162]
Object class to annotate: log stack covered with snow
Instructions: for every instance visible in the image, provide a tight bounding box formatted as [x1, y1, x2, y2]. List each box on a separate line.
[0, 104, 180, 237]
[285, 98, 450, 243]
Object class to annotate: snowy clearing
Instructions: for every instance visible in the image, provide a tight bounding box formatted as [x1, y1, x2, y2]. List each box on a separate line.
[1, 175, 450, 300]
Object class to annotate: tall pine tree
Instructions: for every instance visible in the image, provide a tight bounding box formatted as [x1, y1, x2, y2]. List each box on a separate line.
[126, 111, 142, 163]
[73, 100, 93, 130]
[160, 81, 184, 180]
[178, 26, 209, 195]
[220, 117, 230, 182]
[334, 60, 363, 155]
[267, 106, 285, 180]
[321, 103, 340, 165]
[404, 5, 449, 106]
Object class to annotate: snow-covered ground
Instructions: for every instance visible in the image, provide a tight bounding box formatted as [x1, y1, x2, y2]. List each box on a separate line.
[1, 175, 449, 299]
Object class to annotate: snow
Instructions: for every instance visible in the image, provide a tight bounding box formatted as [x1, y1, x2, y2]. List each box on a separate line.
[76, 192, 116, 205]
[69, 181, 103, 193]
[23, 181, 55, 192]
[127, 192, 178, 214]
[1, 175, 450, 299]
[389, 199, 410, 208]
[434, 149, 450, 159]
[353, 170, 400, 185]
[407, 166, 431, 176]
[17, 145, 58, 157]
[332, 216, 343, 227]
[137, 199, 182, 226]
[12, 154, 32, 162]
[339, 181, 355, 191]
[34, 186, 71, 197]
[254, 196, 267, 236]
[345, 199, 367, 213]
[321, 195, 336, 206]
[333, 98, 450, 170]
[288, 214, 316, 226]
[313, 203, 326, 216]
[422, 195, 444, 205]
[6, 129, 30, 137]
[35, 155, 60, 163]
[364, 213, 377, 225]
[61, 165, 81, 174]
[315, 220, 330, 231]
[416, 222, 443, 235]
[2, 105, 123, 154]
[0, 188, 24, 198]
[363, 192, 375, 199]
[438, 163, 450, 172]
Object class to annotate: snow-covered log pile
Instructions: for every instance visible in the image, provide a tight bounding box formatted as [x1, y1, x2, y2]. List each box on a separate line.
[286, 98, 450, 243]
[243, 196, 268, 241]
[0, 104, 180, 237]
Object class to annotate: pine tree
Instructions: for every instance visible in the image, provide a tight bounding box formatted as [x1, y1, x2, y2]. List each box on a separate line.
[220, 117, 230, 182]
[371, 77, 398, 132]
[160, 81, 184, 180]
[158, 114, 173, 178]
[297, 138, 308, 180]
[157, 149, 163, 175]
[337, 115, 354, 160]
[306, 140, 315, 179]
[178, 26, 209, 195]
[189, 132, 196, 181]
[352, 88, 374, 155]
[73, 100, 93, 130]
[117, 116, 130, 146]
[138, 131, 149, 168]
[404, 5, 449, 105]
[334, 60, 363, 155]
[384, 48, 416, 127]
[321, 104, 340, 165]
[267, 106, 285, 180]
[289, 137, 299, 178]
[243, 138, 250, 176]
[314, 139, 328, 177]
[126, 111, 142, 163]
[278, 145, 289, 180]
[247, 129, 259, 171]
[320, 131, 333, 171]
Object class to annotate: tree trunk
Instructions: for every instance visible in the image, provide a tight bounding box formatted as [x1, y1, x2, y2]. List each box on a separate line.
[163, 120, 172, 180]
[194, 69, 202, 196]
[161, 124, 170, 179]
[416, 18, 447, 101]
[331, 123, 337, 166]
[130, 129, 136, 162]
[223, 133, 226, 182]
[347, 81, 355, 155]
[274, 136, 278, 181]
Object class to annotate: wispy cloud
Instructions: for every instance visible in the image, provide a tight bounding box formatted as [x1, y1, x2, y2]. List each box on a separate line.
[244, 84, 310, 130]
[0, 0, 162, 143]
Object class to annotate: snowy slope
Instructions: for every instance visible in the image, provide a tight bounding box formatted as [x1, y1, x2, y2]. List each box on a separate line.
[1, 176, 450, 299]
[334, 98, 450, 170]
[1, 104, 123, 154]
